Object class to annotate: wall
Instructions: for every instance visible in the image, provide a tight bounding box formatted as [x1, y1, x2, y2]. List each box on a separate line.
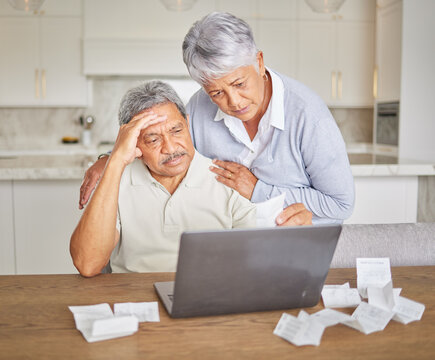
[399, 0, 435, 162]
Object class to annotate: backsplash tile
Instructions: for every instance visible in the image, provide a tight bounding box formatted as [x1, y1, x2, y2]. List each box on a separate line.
[330, 107, 374, 144]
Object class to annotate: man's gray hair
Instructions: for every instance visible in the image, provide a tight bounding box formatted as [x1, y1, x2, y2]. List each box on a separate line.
[182, 12, 258, 85]
[118, 81, 187, 125]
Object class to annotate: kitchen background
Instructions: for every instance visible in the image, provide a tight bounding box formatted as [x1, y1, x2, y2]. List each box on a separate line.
[1, 0, 434, 274]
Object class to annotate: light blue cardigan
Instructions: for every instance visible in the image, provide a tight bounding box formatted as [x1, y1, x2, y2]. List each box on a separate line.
[186, 70, 355, 224]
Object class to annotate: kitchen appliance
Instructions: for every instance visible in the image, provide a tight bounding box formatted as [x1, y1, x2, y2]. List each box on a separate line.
[375, 102, 400, 150]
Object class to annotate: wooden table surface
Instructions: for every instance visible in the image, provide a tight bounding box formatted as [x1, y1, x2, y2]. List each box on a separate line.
[0, 267, 434, 360]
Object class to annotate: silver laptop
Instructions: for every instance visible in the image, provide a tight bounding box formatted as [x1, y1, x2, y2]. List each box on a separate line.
[154, 224, 342, 318]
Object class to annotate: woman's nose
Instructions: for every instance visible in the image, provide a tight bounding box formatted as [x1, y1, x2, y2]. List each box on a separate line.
[227, 90, 242, 108]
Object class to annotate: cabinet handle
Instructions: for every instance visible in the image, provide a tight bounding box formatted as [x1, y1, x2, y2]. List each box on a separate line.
[331, 71, 337, 99]
[337, 71, 342, 99]
[42, 69, 46, 99]
[35, 69, 39, 99]
[373, 66, 378, 99]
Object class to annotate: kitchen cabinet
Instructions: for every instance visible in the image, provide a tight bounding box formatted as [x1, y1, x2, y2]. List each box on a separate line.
[216, 0, 298, 78]
[13, 180, 81, 274]
[297, 18, 375, 107]
[345, 176, 418, 224]
[0, 0, 89, 107]
[0, 181, 15, 275]
[256, 19, 297, 78]
[375, 0, 402, 102]
[83, 0, 215, 76]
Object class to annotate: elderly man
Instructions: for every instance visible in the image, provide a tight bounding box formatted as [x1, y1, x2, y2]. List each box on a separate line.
[70, 81, 265, 277]
[71, 81, 313, 277]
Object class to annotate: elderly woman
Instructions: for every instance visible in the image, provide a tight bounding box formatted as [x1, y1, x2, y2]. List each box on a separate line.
[80, 12, 354, 225]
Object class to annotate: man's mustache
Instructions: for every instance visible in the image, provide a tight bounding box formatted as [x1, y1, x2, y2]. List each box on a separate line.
[160, 151, 188, 165]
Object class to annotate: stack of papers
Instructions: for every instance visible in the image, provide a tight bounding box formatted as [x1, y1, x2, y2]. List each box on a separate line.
[274, 257, 425, 347]
[69, 301, 160, 343]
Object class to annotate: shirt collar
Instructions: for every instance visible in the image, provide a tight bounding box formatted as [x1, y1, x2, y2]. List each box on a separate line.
[212, 67, 285, 132]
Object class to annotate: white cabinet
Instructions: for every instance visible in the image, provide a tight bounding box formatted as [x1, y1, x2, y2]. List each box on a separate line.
[0, 18, 39, 106]
[83, 0, 215, 76]
[297, 21, 336, 102]
[82, 0, 376, 106]
[297, 19, 375, 107]
[0, 181, 15, 274]
[0, 0, 89, 107]
[337, 22, 375, 106]
[345, 176, 418, 224]
[256, 19, 297, 78]
[375, 0, 402, 102]
[13, 180, 81, 274]
[39, 17, 89, 106]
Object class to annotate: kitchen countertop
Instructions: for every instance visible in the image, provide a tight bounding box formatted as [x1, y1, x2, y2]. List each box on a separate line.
[349, 153, 435, 176]
[0, 147, 434, 180]
[0, 146, 98, 180]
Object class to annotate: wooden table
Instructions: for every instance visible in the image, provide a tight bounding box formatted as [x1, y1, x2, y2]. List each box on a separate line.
[0, 267, 434, 360]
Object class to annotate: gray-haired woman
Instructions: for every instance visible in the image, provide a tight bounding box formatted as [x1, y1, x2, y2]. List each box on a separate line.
[80, 12, 354, 225]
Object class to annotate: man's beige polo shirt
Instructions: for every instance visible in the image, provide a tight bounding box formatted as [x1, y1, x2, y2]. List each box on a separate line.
[110, 151, 257, 273]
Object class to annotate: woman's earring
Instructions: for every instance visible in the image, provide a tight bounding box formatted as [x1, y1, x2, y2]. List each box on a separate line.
[263, 73, 268, 82]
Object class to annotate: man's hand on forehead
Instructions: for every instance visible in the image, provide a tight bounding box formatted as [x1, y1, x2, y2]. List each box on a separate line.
[111, 110, 167, 167]
[130, 110, 167, 128]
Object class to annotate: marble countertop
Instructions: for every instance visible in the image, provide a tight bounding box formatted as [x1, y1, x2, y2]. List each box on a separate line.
[348, 153, 435, 176]
[0, 145, 98, 180]
[0, 147, 434, 180]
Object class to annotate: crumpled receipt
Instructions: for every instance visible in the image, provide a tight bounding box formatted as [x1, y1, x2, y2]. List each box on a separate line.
[357, 258, 391, 298]
[69, 303, 138, 343]
[69, 301, 160, 342]
[274, 312, 325, 346]
[274, 257, 425, 347]
[321, 282, 361, 308]
[114, 301, 160, 322]
[343, 301, 394, 334]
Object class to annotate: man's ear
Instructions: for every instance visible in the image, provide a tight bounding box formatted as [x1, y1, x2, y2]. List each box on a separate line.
[186, 114, 190, 128]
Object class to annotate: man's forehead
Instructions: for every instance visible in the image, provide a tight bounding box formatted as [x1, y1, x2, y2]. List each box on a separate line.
[141, 118, 185, 136]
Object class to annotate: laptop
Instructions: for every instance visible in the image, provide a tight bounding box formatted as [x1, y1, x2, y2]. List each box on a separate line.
[154, 224, 342, 318]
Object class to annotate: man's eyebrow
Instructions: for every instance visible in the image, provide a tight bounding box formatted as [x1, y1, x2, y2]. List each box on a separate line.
[143, 132, 159, 137]
[142, 121, 184, 137]
[170, 122, 184, 130]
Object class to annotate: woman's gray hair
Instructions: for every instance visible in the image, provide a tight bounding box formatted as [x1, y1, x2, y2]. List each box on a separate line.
[182, 12, 258, 85]
[118, 81, 187, 125]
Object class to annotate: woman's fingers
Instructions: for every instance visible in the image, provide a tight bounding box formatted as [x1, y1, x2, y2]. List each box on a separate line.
[79, 156, 108, 209]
